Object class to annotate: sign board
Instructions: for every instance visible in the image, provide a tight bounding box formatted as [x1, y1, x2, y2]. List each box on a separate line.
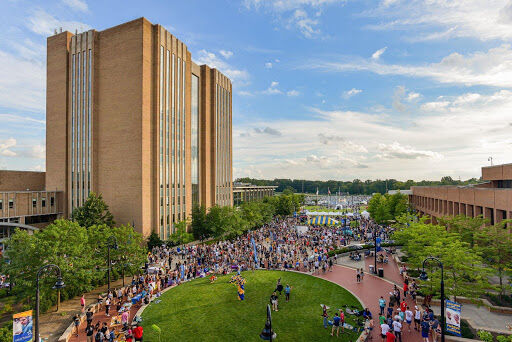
[446, 300, 462, 336]
[13, 310, 33, 342]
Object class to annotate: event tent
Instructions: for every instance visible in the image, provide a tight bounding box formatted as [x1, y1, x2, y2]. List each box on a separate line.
[361, 210, 370, 219]
[307, 216, 339, 225]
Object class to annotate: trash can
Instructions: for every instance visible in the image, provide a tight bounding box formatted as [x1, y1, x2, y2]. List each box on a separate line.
[369, 265, 375, 274]
[378, 268, 384, 277]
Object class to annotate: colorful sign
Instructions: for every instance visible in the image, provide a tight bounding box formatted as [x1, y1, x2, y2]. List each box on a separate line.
[13, 310, 33, 342]
[446, 300, 462, 336]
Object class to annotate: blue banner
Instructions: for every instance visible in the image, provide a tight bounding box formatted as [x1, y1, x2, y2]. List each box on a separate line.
[446, 300, 462, 336]
[13, 310, 33, 342]
[376, 237, 382, 252]
[251, 237, 259, 264]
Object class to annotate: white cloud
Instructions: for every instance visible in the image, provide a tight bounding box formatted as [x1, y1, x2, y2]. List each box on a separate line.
[392, 86, 421, 112]
[219, 50, 233, 59]
[0, 51, 45, 112]
[288, 9, 320, 38]
[377, 142, 442, 160]
[254, 127, 282, 136]
[367, 0, 512, 42]
[287, 90, 300, 96]
[371, 47, 387, 60]
[238, 90, 254, 96]
[265, 62, 273, 68]
[262, 81, 283, 95]
[62, 0, 88, 12]
[234, 88, 512, 180]
[0, 138, 17, 157]
[307, 44, 512, 87]
[343, 88, 362, 99]
[195, 50, 250, 84]
[27, 9, 90, 36]
[243, 0, 346, 38]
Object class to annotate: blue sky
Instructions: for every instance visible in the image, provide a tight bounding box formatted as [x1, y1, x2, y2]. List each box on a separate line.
[1, 0, 511, 181]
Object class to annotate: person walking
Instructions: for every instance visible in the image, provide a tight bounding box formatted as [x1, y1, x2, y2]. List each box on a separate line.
[405, 306, 413, 332]
[85, 324, 94, 342]
[133, 323, 144, 342]
[421, 318, 430, 342]
[381, 321, 390, 342]
[270, 292, 279, 312]
[81, 294, 86, 312]
[356, 269, 361, 283]
[72, 313, 80, 337]
[414, 306, 422, 331]
[392, 317, 402, 342]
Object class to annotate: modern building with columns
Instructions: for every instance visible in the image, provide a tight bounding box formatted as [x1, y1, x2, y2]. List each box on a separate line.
[409, 163, 512, 225]
[46, 17, 233, 239]
[233, 182, 277, 206]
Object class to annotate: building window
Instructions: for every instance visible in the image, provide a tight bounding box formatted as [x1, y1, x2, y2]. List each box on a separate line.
[191, 74, 200, 207]
[51, 197, 55, 207]
[42, 198, 46, 208]
[8, 200, 14, 209]
[32, 198, 37, 208]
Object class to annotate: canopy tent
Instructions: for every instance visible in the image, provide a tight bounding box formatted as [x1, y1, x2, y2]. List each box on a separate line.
[305, 211, 353, 216]
[361, 210, 370, 219]
[307, 216, 339, 225]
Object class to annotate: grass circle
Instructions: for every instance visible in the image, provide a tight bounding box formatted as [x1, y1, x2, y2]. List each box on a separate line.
[142, 270, 364, 341]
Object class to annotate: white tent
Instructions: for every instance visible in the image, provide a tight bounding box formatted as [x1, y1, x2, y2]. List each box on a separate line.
[361, 210, 370, 219]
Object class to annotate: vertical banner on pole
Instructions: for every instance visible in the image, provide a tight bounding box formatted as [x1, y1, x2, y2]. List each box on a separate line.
[13, 310, 33, 342]
[376, 237, 382, 252]
[446, 300, 462, 336]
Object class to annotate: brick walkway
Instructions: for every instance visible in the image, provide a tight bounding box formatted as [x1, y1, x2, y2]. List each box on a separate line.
[318, 264, 423, 342]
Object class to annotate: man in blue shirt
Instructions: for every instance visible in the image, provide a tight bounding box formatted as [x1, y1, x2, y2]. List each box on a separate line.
[285, 284, 291, 302]
[379, 296, 386, 315]
[331, 313, 342, 337]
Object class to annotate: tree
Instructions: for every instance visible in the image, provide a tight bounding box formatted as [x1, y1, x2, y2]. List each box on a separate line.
[475, 219, 512, 299]
[71, 192, 115, 228]
[147, 231, 164, 251]
[1, 219, 145, 313]
[393, 219, 490, 301]
[191, 205, 211, 241]
[438, 215, 487, 248]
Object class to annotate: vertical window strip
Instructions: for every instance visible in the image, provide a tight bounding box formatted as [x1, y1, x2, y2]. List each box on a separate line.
[159, 46, 164, 237]
[166, 49, 170, 238]
[88, 49, 92, 197]
[172, 53, 175, 230]
[71, 53, 75, 209]
[82, 48, 86, 203]
[77, 51, 81, 207]
[177, 57, 181, 207]
[182, 59, 186, 215]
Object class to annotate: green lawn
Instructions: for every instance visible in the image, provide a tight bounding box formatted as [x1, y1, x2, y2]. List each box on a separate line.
[142, 270, 363, 341]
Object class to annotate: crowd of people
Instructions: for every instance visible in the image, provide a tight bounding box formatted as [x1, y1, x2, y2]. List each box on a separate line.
[75, 209, 447, 342]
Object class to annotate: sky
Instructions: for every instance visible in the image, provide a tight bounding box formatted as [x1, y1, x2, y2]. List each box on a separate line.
[0, 0, 511, 181]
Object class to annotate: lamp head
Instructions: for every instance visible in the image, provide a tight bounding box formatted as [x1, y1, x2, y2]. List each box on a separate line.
[419, 271, 428, 281]
[53, 277, 66, 289]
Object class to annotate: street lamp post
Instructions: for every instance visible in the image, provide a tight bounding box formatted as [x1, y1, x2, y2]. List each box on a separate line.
[420, 257, 445, 342]
[260, 304, 276, 341]
[374, 225, 378, 274]
[35, 264, 65, 342]
[106, 235, 118, 292]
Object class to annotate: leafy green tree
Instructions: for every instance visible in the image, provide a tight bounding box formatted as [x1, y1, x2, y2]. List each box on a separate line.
[475, 219, 512, 299]
[147, 231, 163, 251]
[168, 220, 194, 246]
[438, 215, 487, 248]
[71, 192, 115, 228]
[191, 205, 211, 241]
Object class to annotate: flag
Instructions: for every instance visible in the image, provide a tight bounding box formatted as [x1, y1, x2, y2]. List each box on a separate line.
[328, 188, 331, 195]
[316, 187, 319, 195]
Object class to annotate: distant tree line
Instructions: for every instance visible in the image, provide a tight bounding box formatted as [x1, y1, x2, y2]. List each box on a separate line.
[236, 176, 481, 195]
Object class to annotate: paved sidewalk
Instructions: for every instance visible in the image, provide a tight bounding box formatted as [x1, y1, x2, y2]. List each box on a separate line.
[318, 265, 423, 342]
[38, 277, 130, 342]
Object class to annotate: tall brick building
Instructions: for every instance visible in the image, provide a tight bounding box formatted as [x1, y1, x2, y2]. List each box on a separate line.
[44, 17, 233, 238]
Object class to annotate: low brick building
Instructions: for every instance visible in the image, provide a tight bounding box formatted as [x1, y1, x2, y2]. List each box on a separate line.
[409, 163, 512, 224]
